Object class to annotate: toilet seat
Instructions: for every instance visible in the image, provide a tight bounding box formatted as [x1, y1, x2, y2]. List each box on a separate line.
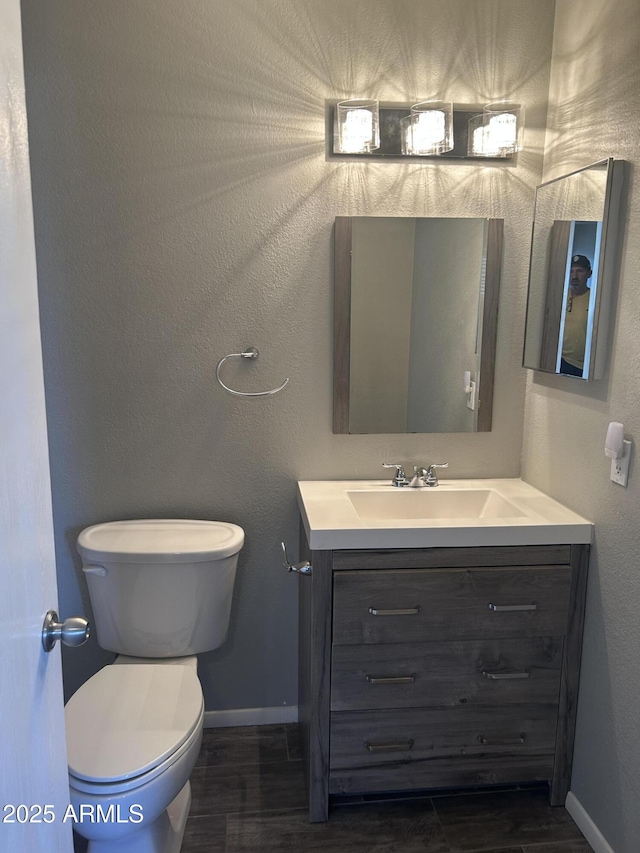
[66, 664, 203, 794]
[68, 713, 203, 796]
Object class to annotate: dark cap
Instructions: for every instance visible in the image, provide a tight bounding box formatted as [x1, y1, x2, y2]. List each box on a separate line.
[571, 254, 592, 270]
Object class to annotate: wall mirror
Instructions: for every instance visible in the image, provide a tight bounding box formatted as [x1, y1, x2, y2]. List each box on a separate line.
[333, 216, 503, 434]
[522, 159, 624, 380]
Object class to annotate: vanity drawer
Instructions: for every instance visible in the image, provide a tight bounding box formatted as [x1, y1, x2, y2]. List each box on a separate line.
[333, 566, 572, 645]
[330, 637, 563, 711]
[329, 704, 557, 794]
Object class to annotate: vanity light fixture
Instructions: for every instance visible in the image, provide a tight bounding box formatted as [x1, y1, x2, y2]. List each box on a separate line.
[467, 102, 524, 158]
[330, 99, 523, 161]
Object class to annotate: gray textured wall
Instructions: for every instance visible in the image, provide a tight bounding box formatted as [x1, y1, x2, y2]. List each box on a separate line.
[20, 0, 555, 710]
[522, 1, 640, 850]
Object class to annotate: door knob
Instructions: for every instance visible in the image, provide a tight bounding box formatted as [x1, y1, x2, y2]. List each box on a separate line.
[42, 609, 91, 652]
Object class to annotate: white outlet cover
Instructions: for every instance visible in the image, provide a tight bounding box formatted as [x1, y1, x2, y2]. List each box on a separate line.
[610, 439, 632, 486]
[466, 380, 476, 411]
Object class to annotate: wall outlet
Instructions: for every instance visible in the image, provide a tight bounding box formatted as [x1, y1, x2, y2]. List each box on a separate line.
[610, 439, 632, 486]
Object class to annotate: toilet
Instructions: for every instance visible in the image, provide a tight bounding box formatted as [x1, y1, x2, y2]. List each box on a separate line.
[66, 519, 244, 853]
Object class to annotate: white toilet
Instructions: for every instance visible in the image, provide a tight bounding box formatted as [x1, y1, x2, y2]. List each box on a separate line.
[66, 519, 244, 853]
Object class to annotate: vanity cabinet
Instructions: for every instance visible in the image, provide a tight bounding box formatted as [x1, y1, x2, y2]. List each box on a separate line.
[297, 534, 589, 822]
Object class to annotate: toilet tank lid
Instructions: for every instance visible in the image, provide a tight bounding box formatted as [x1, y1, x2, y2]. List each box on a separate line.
[65, 664, 203, 783]
[77, 519, 244, 563]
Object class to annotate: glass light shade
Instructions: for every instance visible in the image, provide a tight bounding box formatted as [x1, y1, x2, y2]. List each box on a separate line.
[483, 102, 524, 155]
[409, 100, 453, 155]
[335, 99, 380, 154]
[467, 114, 496, 156]
[400, 115, 413, 155]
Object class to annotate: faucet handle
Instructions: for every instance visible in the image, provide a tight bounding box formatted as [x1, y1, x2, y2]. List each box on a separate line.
[425, 462, 449, 486]
[383, 462, 409, 487]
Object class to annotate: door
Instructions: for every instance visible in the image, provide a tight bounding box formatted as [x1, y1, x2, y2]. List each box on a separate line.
[0, 3, 73, 850]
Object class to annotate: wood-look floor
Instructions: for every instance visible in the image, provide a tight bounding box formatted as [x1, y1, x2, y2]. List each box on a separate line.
[182, 724, 593, 853]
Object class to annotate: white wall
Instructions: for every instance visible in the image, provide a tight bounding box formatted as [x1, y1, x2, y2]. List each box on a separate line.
[20, 0, 555, 711]
[523, 1, 640, 849]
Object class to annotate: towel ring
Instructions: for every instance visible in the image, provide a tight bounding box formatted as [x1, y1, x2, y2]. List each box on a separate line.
[215, 347, 289, 397]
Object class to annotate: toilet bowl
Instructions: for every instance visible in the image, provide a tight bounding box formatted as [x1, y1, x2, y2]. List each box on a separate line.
[66, 663, 203, 852]
[68, 519, 244, 853]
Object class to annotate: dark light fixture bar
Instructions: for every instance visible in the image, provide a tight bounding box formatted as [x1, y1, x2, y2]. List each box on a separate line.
[328, 101, 517, 161]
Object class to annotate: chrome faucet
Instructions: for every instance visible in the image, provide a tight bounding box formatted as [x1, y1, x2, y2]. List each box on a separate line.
[421, 463, 449, 487]
[408, 463, 449, 487]
[409, 467, 429, 488]
[384, 462, 449, 487]
[382, 463, 409, 487]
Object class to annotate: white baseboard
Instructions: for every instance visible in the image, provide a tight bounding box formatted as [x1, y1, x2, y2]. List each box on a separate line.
[565, 791, 615, 853]
[204, 705, 298, 728]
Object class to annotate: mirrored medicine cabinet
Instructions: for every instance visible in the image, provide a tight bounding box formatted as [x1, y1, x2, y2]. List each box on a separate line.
[333, 216, 503, 434]
[523, 158, 624, 381]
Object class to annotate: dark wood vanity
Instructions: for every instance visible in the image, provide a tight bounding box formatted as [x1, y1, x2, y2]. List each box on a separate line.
[298, 531, 589, 822]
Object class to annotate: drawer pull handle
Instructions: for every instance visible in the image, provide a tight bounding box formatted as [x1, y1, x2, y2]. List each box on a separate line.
[488, 602, 537, 612]
[368, 606, 421, 617]
[365, 739, 414, 753]
[482, 670, 530, 680]
[478, 733, 526, 745]
[366, 674, 416, 685]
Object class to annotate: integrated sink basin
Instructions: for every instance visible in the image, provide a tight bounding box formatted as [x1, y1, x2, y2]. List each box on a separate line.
[297, 478, 593, 550]
[346, 488, 526, 521]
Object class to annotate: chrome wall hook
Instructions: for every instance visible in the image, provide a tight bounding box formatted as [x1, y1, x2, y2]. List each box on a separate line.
[215, 346, 289, 397]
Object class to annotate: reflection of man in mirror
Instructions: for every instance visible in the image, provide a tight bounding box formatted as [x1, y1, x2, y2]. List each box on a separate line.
[561, 254, 592, 377]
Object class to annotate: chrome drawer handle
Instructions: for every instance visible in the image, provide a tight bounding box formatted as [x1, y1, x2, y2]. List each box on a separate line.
[482, 670, 530, 680]
[365, 739, 414, 753]
[365, 674, 416, 685]
[368, 606, 421, 617]
[488, 602, 537, 612]
[478, 733, 526, 745]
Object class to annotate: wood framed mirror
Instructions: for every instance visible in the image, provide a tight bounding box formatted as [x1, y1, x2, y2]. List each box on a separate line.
[333, 216, 503, 434]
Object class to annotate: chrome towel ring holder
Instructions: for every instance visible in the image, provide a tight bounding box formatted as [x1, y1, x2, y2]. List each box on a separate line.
[215, 346, 289, 397]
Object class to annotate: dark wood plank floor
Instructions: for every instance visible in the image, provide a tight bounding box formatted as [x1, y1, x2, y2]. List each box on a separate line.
[183, 724, 593, 853]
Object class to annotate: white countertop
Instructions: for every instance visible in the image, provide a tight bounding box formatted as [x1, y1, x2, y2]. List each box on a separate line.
[297, 478, 593, 551]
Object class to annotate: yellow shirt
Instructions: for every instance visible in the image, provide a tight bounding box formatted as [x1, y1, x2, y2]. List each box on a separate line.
[562, 290, 590, 370]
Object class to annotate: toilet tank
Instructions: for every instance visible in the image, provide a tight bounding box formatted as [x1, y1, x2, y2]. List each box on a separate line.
[77, 519, 244, 657]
